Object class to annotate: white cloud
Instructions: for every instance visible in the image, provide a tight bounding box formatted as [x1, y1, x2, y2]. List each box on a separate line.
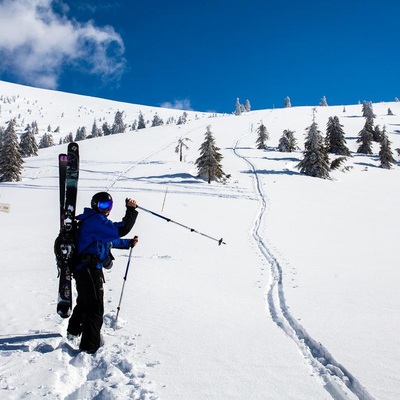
[160, 99, 193, 111]
[0, 0, 126, 89]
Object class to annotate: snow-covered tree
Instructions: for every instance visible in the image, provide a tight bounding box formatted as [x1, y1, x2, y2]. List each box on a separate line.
[137, 111, 146, 129]
[31, 121, 39, 135]
[357, 118, 374, 154]
[0, 119, 24, 181]
[278, 129, 298, 152]
[284, 96, 291, 108]
[38, 132, 54, 148]
[151, 113, 164, 127]
[195, 126, 226, 183]
[91, 120, 102, 138]
[387, 108, 394, 116]
[102, 122, 111, 136]
[373, 125, 382, 142]
[244, 99, 251, 112]
[74, 126, 87, 141]
[234, 98, 242, 116]
[325, 116, 350, 156]
[297, 121, 330, 179]
[319, 96, 328, 106]
[255, 122, 269, 149]
[176, 112, 188, 125]
[362, 101, 376, 119]
[20, 124, 38, 157]
[175, 137, 192, 162]
[112, 111, 125, 134]
[63, 132, 74, 143]
[379, 126, 394, 169]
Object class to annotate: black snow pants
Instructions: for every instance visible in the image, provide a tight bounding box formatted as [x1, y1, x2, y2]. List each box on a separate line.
[67, 266, 104, 353]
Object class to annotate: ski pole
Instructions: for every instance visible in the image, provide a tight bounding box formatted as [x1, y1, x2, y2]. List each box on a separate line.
[114, 246, 134, 328]
[137, 205, 226, 246]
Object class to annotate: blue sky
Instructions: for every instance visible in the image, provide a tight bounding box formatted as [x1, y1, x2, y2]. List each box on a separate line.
[0, 0, 399, 113]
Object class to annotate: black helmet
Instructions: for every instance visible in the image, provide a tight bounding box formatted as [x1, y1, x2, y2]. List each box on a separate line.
[91, 192, 113, 212]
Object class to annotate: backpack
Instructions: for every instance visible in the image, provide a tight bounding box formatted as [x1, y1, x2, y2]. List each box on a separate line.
[54, 219, 80, 273]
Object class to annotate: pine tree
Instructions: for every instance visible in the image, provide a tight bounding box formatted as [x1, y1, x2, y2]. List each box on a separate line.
[325, 116, 350, 156]
[112, 111, 125, 134]
[284, 96, 291, 108]
[278, 129, 298, 152]
[0, 119, 24, 182]
[31, 121, 39, 135]
[137, 111, 146, 129]
[102, 122, 111, 136]
[234, 98, 242, 116]
[74, 126, 87, 141]
[195, 126, 225, 183]
[357, 118, 374, 154]
[379, 126, 394, 169]
[319, 96, 328, 106]
[244, 99, 251, 112]
[362, 101, 376, 119]
[63, 132, 74, 143]
[151, 113, 164, 127]
[255, 122, 269, 149]
[177, 112, 188, 125]
[91, 120, 102, 138]
[175, 137, 191, 162]
[38, 132, 54, 148]
[20, 124, 38, 157]
[373, 125, 382, 142]
[297, 121, 330, 179]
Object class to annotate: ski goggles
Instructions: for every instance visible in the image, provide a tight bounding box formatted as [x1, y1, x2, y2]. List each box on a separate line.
[97, 199, 113, 212]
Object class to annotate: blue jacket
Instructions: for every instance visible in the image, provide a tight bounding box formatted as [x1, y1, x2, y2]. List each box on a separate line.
[75, 206, 138, 270]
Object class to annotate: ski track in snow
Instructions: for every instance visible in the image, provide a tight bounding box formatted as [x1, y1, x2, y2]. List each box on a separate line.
[233, 123, 376, 400]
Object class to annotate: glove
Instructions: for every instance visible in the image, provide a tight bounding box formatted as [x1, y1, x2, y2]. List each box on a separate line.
[129, 236, 139, 247]
[126, 198, 138, 209]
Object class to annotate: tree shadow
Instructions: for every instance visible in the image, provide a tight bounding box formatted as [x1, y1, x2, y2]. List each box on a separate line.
[0, 332, 62, 352]
[131, 172, 201, 185]
[242, 169, 301, 176]
[264, 155, 300, 163]
[354, 161, 378, 169]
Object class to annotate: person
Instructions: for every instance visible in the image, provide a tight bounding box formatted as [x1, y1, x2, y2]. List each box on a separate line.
[67, 192, 139, 354]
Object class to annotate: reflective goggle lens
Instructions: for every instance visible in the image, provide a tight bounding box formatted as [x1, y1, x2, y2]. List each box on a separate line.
[97, 199, 113, 211]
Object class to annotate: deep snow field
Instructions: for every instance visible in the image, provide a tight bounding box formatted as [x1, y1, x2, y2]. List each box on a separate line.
[0, 80, 399, 399]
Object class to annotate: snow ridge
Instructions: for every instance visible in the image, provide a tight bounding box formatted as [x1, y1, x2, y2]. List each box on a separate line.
[233, 123, 376, 400]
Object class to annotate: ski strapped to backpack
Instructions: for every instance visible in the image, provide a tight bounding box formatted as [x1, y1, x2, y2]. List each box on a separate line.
[54, 142, 79, 318]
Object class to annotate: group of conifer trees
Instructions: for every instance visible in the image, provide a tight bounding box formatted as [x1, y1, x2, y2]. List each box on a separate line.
[1, 101, 397, 182]
[254, 101, 395, 179]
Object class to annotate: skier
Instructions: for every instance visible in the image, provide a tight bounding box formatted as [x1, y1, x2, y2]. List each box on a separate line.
[66, 192, 139, 354]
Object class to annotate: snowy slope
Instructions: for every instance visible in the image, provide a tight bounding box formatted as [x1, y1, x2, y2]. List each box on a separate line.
[0, 81, 399, 400]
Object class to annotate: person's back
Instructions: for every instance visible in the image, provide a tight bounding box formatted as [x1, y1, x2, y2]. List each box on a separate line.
[67, 192, 139, 353]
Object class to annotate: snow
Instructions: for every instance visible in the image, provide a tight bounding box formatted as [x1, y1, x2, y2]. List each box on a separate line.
[0, 80, 399, 399]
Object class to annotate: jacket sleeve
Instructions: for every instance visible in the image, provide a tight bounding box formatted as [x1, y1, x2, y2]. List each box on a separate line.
[115, 207, 138, 237]
[111, 238, 132, 249]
